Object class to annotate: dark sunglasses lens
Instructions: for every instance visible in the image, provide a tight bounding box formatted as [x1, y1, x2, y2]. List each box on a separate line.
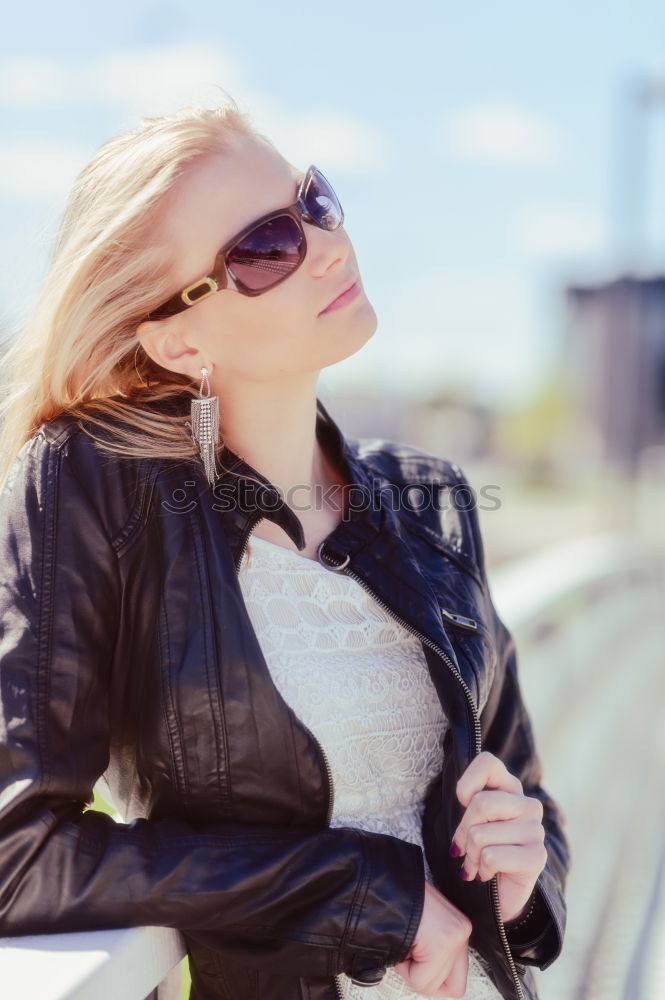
[305, 169, 343, 230]
[227, 215, 304, 291]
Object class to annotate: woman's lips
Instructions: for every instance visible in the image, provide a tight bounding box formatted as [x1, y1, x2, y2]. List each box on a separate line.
[319, 280, 361, 315]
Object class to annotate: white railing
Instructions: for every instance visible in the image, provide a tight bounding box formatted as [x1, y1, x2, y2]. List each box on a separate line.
[490, 532, 665, 1000]
[1, 532, 663, 1000]
[0, 925, 185, 1000]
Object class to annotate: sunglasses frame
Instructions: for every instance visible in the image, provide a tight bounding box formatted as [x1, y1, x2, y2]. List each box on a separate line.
[144, 164, 344, 321]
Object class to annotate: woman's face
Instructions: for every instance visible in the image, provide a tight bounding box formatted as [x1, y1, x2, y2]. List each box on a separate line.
[136, 132, 378, 388]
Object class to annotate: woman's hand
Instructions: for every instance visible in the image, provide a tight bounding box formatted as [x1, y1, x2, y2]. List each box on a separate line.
[449, 750, 548, 923]
[394, 880, 472, 998]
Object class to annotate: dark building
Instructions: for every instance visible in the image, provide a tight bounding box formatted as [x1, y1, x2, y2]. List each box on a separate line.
[564, 274, 665, 476]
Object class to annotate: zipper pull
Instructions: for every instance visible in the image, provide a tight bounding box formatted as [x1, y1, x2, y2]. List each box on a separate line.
[440, 607, 479, 632]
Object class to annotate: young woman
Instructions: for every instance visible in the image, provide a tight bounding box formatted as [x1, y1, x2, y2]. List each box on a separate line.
[0, 98, 569, 1000]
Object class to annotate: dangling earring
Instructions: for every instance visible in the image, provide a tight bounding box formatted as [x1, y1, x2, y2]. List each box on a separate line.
[189, 366, 219, 487]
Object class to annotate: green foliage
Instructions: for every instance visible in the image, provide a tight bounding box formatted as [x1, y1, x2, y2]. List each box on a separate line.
[494, 368, 578, 486]
[88, 787, 118, 818]
[180, 956, 192, 999]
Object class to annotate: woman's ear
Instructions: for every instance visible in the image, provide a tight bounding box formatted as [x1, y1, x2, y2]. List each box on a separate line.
[134, 322, 201, 381]
[134, 321, 164, 371]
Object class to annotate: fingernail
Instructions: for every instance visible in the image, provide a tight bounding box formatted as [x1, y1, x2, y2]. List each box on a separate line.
[459, 867, 469, 880]
[449, 843, 462, 857]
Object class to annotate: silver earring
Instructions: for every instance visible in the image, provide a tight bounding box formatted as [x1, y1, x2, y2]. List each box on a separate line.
[189, 366, 219, 487]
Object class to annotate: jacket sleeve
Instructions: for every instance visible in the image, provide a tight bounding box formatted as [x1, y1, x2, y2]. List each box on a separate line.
[458, 466, 570, 971]
[0, 430, 425, 980]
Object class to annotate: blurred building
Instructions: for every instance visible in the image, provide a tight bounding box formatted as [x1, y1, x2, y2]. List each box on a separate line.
[321, 387, 494, 465]
[564, 273, 665, 476]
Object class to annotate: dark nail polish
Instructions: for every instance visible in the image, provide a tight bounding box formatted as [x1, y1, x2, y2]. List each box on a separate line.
[449, 843, 461, 857]
[459, 867, 469, 880]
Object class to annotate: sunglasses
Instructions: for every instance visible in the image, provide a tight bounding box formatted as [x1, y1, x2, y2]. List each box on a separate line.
[144, 164, 344, 321]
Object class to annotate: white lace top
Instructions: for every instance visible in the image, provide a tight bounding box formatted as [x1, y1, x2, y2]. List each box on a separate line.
[237, 533, 503, 1000]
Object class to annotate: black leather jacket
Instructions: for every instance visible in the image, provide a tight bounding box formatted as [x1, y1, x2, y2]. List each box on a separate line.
[0, 395, 569, 1000]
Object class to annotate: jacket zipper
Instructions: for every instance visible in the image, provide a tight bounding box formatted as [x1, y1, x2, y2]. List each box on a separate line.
[440, 606, 497, 649]
[235, 516, 336, 827]
[316, 542, 526, 1000]
[440, 607, 480, 631]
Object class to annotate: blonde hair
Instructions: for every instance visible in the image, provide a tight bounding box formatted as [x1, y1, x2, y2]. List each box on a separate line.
[0, 92, 273, 492]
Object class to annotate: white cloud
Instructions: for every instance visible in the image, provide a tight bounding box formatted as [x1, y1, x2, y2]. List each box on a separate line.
[239, 97, 392, 173]
[91, 45, 248, 117]
[0, 47, 246, 112]
[0, 140, 91, 200]
[513, 202, 606, 257]
[437, 102, 564, 166]
[0, 58, 71, 105]
[0, 45, 389, 186]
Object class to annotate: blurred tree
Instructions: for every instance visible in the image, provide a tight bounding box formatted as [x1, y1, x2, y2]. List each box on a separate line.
[494, 367, 578, 487]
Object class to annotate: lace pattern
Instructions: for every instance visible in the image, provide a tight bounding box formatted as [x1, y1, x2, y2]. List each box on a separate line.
[238, 535, 503, 1000]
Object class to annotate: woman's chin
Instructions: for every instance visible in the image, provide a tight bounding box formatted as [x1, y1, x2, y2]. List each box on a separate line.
[320, 304, 378, 367]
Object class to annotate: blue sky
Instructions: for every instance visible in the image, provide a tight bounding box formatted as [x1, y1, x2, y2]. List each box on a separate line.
[2, 0, 664, 406]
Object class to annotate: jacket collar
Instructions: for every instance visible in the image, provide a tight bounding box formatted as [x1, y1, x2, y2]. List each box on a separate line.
[210, 396, 386, 561]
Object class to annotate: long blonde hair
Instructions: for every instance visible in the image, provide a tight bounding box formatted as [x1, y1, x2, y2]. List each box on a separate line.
[0, 93, 272, 492]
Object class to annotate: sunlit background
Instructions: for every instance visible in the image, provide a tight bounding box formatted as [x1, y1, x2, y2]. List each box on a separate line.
[2, 0, 665, 559]
[2, 3, 665, 999]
